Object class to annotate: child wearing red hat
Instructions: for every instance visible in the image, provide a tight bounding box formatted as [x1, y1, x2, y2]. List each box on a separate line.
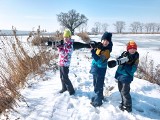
[115, 40, 139, 112]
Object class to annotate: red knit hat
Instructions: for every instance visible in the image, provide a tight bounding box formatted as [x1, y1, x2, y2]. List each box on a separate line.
[127, 40, 137, 51]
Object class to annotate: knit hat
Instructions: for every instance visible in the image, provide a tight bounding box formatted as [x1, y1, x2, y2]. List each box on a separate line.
[63, 29, 71, 37]
[127, 40, 137, 51]
[101, 32, 112, 42]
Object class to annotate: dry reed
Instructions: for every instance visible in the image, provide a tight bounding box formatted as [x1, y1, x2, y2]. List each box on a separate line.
[0, 29, 56, 114]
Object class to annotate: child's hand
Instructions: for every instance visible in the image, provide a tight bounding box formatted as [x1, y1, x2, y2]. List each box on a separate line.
[90, 44, 94, 50]
[123, 52, 133, 61]
[90, 41, 96, 48]
[125, 53, 133, 61]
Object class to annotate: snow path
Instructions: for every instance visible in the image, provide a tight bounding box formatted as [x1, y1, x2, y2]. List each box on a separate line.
[1, 49, 160, 120]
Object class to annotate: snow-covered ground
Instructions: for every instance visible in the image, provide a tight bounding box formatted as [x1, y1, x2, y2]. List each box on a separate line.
[0, 34, 160, 120]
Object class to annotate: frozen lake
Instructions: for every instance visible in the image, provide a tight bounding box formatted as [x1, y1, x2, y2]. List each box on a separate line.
[90, 34, 160, 50]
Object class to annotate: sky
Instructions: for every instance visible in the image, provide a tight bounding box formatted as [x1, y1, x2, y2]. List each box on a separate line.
[0, 0, 160, 32]
[1, 34, 160, 119]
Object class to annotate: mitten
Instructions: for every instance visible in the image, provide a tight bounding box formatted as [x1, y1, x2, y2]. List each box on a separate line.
[90, 41, 97, 48]
[108, 60, 117, 68]
[56, 40, 64, 47]
[97, 43, 103, 49]
[124, 52, 133, 61]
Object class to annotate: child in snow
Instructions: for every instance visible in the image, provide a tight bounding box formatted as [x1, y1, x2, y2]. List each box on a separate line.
[90, 32, 113, 107]
[57, 29, 75, 95]
[115, 40, 139, 112]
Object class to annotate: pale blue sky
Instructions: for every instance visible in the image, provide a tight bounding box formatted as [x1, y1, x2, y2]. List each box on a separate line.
[0, 0, 160, 32]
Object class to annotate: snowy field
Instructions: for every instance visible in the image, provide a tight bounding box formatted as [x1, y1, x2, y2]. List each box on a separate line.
[0, 34, 160, 120]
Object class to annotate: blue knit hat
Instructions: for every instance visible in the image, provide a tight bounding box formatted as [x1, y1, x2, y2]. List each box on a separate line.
[101, 32, 112, 42]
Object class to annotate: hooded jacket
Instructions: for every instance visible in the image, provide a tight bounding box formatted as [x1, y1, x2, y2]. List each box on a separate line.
[57, 39, 73, 66]
[115, 51, 139, 83]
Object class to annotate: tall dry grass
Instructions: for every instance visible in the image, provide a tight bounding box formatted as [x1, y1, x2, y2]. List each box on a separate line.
[136, 54, 160, 85]
[77, 32, 90, 43]
[0, 30, 56, 114]
[31, 32, 63, 46]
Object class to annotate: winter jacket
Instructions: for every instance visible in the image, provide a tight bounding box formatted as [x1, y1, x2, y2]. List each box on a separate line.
[57, 39, 73, 66]
[90, 43, 110, 76]
[115, 51, 139, 83]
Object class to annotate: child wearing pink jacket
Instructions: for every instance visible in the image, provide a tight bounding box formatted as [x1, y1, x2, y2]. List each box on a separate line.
[57, 29, 75, 95]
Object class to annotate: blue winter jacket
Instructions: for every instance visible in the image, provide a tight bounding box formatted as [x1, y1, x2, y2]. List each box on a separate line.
[90, 43, 111, 76]
[115, 51, 139, 83]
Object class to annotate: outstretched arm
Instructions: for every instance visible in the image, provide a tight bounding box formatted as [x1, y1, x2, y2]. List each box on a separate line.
[73, 42, 91, 50]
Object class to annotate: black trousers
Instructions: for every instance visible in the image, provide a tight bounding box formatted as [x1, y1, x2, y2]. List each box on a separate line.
[118, 81, 132, 107]
[60, 66, 74, 93]
[93, 75, 105, 98]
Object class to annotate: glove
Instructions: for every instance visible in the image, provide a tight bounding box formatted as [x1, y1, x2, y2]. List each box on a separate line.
[117, 59, 121, 65]
[117, 57, 129, 65]
[108, 60, 117, 68]
[54, 40, 64, 47]
[97, 43, 103, 49]
[90, 41, 97, 48]
[123, 52, 133, 61]
[108, 57, 129, 68]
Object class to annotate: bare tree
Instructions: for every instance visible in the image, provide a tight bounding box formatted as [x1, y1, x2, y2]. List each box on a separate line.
[78, 23, 87, 33]
[94, 22, 101, 34]
[150, 23, 157, 33]
[101, 23, 109, 33]
[114, 21, 125, 33]
[144, 23, 156, 33]
[139, 23, 144, 33]
[130, 22, 141, 33]
[144, 23, 150, 33]
[155, 23, 160, 33]
[91, 27, 98, 35]
[57, 9, 88, 35]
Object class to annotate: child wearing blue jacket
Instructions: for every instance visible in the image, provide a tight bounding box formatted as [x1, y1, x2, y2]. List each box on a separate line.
[115, 40, 139, 112]
[90, 32, 112, 107]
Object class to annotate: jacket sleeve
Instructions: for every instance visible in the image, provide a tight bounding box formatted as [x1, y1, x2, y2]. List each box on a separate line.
[73, 42, 91, 50]
[125, 58, 139, 76]
[91, 49, 100, 61]
[57, 44, 64, 51]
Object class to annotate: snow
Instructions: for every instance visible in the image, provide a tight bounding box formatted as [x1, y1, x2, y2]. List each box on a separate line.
[1, 34, 160, 120]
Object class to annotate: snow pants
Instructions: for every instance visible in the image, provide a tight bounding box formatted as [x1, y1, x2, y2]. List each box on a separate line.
[91, 74, 105, 107]
[118, 81, 132, 108]
[60, 66, 74, 94]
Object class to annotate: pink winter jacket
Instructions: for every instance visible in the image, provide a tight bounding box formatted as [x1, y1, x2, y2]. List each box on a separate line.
[57, 39, 73, 66]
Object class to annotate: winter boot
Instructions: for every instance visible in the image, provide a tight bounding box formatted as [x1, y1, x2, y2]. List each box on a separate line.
[59, 89, 67, 93]
[90, 96, 102, 107]
[69, 90, 75, 95]
[123, 106, 132, 112]
[119, 103, 124, 110]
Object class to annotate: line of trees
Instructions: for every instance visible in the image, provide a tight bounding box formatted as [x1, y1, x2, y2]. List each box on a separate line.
[57, 9, 160, 34]
[90, 21, 160, 34]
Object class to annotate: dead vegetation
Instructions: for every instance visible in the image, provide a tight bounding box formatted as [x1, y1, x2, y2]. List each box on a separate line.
[77, 32, 90, 43]
[31, 31, 63, 46]
[136, 53, 160, 85]
[0, 29, 56, 114]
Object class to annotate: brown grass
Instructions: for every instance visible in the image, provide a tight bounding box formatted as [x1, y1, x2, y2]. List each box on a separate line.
[77, 32, 90, 43]
[31, 33, 63, 46]
[136, 54, 160, 85]
[0, 29, 56, 114]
